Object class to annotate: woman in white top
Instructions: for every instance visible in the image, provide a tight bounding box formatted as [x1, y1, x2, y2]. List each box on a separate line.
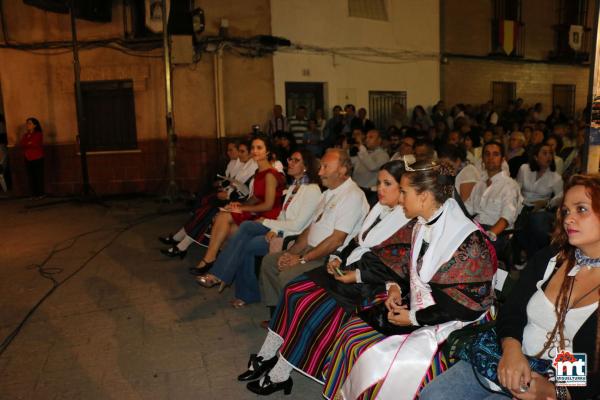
[197, 149, 322, 307]
[158, 141, 257, 257]
[220, 141, 259, 200]
[420, 174, 600, 400]
[516, 143, 564, 259]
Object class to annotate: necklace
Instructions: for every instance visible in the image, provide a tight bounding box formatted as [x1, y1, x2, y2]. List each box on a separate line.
[575, 248, 600, 269]
[569, 249, 600, 276]
[544, 275, 600, 358]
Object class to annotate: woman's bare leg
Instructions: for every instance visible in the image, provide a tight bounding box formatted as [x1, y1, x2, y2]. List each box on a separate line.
[199, 211, 234, 265]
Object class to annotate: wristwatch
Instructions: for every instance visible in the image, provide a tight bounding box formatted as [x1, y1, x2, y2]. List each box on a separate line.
[486, 230, 497, 242]
[299, 256, 307, 264]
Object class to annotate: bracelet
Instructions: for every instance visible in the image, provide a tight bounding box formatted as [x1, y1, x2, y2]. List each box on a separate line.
[555, 385, 568, 400]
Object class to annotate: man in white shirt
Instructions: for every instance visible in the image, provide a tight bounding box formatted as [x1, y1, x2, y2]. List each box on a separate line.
[390, 135, 415, 161]
[351, 129, 390, 205]
[465, 141, 522, 255]
[260, 148, 369, 309]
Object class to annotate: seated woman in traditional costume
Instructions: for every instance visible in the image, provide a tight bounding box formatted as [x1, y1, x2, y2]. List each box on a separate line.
[238, 160, 415, 396]
[195, 149, 321, 305]
[190, 134, 286, 275]
[420, 174, 600, 400]
[322, 159, 496, 400]
[159, 140, 257, 258]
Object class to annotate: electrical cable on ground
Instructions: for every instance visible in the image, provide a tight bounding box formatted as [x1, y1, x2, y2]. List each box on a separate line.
[0, 205, 186, 358]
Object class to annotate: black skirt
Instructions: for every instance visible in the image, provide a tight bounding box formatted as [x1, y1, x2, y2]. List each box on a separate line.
[304, 251, 408, 314]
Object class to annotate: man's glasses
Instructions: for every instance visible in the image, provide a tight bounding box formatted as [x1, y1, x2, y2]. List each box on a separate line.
[287, 157, 302, 164]
[402, 155, 437, 172]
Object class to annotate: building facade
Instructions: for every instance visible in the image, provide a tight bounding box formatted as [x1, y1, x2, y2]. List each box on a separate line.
[270, 0, 441, 129]
[441, 0, 595, 117]
[0, 0, 274, 195]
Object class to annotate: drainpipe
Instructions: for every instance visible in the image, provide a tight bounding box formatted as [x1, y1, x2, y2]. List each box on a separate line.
[213, 47, 225, 157]
[162, 0, 178, 200]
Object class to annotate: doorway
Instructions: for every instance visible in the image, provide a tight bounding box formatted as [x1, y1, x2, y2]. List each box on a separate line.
[285, 82, 324, 119]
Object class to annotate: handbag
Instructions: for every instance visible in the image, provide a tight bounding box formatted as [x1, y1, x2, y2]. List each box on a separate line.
[445, 322, 553, 393]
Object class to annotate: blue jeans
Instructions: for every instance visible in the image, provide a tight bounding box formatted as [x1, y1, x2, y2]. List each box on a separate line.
[419, 361, 509, 400]
[210, 221, 270, 303]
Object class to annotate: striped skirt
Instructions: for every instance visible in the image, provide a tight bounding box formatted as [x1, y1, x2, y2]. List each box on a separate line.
[322, 316, 448, 400]
[270, 275, 353, 380]
[183, 193, 220, 243]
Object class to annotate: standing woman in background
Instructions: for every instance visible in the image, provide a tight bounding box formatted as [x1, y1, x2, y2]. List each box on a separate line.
[20, 118, 44, 198]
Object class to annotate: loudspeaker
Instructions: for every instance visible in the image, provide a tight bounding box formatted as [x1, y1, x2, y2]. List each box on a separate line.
[167, 1, 192, 35]
[23, 0, 69, 14]
[75, 0, 112, 22]
[23, 0, 112, 22]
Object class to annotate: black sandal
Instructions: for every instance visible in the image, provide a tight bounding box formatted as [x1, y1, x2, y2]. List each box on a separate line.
[188, 259, 214, 275]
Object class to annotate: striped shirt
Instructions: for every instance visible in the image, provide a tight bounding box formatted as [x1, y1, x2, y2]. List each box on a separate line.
[288, 117, 308, 144]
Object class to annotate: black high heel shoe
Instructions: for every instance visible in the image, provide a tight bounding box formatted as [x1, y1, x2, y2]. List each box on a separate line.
[246, 375, 293, 396]
[158, 234, 179, 246]
[237, 354, 277, 382]
[160, 246, 187, 259]
[188, 259, 214, 276]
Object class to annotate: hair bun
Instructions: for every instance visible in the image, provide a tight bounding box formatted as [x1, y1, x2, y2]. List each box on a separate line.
[437, 174, 455, 187]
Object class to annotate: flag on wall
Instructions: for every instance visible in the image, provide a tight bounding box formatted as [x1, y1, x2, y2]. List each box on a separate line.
[499, 20, 519, 56]
[569, 25, 584, 51]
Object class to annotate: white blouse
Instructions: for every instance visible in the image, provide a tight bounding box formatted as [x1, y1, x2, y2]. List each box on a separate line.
[516, 164, 563, 208]
[262, 183, 322, 237]
[455, 163, 481, 200]
[522, 258, 597, 360]
[231, 158, 258, 185]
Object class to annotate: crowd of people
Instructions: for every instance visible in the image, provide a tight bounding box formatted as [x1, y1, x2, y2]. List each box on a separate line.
[157, 99, 599, 399]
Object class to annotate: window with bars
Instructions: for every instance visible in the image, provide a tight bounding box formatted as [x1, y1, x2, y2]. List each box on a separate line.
[491, 81, 516, 110]
[558, 0, 588, 25]
[552, 84, 576, 118]
[81, 80, 138, 152]
[368, 91, 407, 130]
[348, 0, 388, 21]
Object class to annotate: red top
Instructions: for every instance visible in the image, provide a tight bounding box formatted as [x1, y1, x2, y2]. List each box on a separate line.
[232, 168, 285, 225]
[20, 130, 44, 161]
